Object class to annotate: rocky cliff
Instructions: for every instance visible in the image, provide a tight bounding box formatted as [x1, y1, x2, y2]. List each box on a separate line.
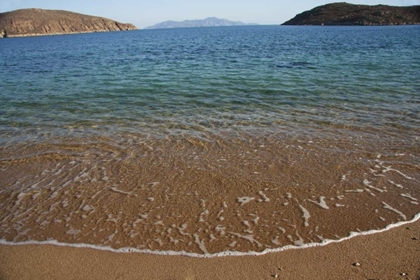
[282, 3, 420, 26]
[0, 8, 137, 38]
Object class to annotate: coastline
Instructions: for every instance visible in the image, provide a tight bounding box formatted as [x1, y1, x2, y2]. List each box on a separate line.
[1, 219, 419, 280]
[0, 29, 138, 39]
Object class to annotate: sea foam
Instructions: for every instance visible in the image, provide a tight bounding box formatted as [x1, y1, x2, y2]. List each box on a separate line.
[1, 214, 418, 258]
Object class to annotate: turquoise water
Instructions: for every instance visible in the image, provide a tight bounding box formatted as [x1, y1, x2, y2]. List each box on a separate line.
[0, 26, 419, 255]
[1, 26, 419, 141]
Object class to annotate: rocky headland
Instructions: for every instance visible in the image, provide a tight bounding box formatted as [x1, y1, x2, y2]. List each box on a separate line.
[0, 8, 137, 38]
[282, 2, 420, 26]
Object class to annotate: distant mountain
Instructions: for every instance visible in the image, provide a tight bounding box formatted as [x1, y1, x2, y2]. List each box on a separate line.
[0, 8, 137, 38]
[145, 17, 255, 29]
[282, 2, 420, 26]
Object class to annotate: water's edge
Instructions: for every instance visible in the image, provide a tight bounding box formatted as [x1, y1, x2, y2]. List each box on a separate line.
[1, 213, 418, 258]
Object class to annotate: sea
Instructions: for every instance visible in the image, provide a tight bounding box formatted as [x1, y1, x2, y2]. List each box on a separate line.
[0, 25, 419, 257]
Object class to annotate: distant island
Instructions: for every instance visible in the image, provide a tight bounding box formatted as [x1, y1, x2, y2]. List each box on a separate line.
[282, 2, 420, 26]
[145, 17, 255, 29]
[0, 9, 137, 38]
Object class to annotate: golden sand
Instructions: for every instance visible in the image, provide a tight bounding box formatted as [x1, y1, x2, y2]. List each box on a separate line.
[1, 134, 418, 255]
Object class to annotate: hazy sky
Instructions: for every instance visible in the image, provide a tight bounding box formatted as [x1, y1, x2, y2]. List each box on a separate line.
[1, 0, 418, 28]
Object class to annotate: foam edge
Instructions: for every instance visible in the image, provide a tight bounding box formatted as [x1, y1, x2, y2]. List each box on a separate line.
[1, 213, 419, 259]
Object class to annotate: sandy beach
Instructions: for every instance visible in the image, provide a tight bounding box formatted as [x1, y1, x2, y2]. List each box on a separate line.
[0, 219, 418, 280]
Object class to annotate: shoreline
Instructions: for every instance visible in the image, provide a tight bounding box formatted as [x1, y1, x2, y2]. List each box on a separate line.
[1, 213, 419, 258]
[1, 219, 419, 280]
[0, 29, 138, 39]
[1, 133, 419, 256]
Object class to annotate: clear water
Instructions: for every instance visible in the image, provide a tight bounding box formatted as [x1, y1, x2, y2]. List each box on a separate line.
[0, 25, 419, 256]
[1, 26, 419, 140]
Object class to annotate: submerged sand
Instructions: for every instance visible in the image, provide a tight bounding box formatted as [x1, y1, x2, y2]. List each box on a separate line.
[0, 133, 419, 255]
[0, 219, 419, 280]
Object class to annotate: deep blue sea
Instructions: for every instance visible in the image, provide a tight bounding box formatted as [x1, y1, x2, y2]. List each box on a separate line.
[0, 26, 419, 256]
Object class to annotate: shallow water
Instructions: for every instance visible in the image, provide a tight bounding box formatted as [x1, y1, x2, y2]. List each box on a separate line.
[0, 25, 419, 256]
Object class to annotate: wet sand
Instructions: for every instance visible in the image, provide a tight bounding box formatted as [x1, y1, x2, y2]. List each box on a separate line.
[1, 135, 419, 255]
[0, 219, 419, 280]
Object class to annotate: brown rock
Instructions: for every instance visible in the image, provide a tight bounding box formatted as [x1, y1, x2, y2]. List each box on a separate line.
[0, 8, 137, 37]
[282, 3, 420, 26]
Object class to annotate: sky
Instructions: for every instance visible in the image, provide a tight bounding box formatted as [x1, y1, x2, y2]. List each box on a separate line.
[1, 0, 418, 29]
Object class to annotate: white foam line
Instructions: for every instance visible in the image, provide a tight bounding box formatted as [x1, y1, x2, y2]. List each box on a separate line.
[401, 193, 418, 202]
[1, 213, 419, 259]
[382, 202, 407, 220]
[307, 196, 329, 210]
[363, 179, 385, 193]
[388, 179, 403, 189]
[345, 189, 364, 193]
[381, 165, 415, 180]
